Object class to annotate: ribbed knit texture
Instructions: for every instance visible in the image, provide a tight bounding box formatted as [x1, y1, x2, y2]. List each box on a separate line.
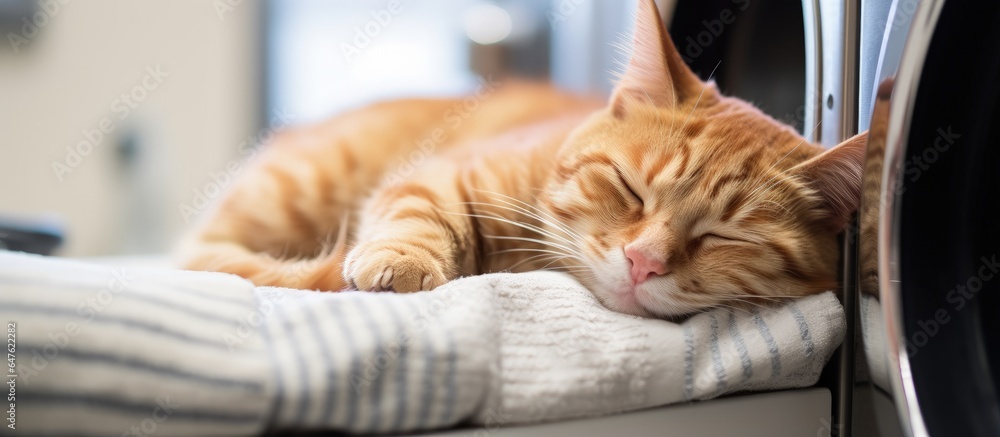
[470, 272, 845, 425]
[0, 251, 844, 435]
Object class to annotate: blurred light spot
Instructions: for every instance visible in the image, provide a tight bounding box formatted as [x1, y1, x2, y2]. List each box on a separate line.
[463, 3, 512, 45]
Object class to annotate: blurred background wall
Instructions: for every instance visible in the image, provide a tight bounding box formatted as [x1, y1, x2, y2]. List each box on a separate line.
[0, 0, 263, 256]
[0, 0, 808, 258]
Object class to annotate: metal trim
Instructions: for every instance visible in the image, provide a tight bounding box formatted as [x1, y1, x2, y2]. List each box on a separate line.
[877, 1, 946, 435]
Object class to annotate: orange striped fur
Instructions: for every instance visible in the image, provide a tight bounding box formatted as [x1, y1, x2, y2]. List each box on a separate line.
[178, 0, 867, 317]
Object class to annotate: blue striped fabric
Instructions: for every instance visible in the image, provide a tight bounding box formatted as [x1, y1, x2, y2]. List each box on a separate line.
[0, 250, 846, 435]
[0, 253, 490, 435]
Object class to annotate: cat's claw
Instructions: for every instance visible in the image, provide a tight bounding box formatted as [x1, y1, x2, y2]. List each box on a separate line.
[377, 267, 393, 290]
[343, 241, 449, 293]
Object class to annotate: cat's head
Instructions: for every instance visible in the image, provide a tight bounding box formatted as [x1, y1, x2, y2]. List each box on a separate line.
[540, 0, 867, 318]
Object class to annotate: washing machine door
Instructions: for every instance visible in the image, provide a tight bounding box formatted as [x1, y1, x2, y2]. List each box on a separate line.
[859, 0, 1000, 435]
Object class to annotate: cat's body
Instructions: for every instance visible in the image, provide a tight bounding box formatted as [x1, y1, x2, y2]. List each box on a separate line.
[180, 83, 601, 289]
[180, 0, 867, 318]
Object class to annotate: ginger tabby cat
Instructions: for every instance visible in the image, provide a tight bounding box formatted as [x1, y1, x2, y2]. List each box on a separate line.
[179, 0, 867, 318]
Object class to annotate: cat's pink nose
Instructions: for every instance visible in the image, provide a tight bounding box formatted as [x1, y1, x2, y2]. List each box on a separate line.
[624, 247, 668, 285]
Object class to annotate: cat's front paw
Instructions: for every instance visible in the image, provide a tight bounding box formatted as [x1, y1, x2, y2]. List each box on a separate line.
[343, 240, 450, 293]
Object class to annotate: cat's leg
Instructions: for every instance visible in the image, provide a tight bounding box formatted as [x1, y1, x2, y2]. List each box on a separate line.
[178, 237, 348, 291]
[343, 158, 478, 292]
[178, 100, 478, 290]
[177, 145, 357, 291]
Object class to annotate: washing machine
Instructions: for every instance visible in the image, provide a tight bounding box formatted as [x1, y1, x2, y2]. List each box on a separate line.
[856, 0, 1000, 435]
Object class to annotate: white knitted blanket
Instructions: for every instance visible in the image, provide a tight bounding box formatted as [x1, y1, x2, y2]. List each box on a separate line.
[1, 251, 844, 435]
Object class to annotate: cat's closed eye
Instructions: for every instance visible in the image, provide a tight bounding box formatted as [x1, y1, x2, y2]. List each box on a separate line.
[701, 233, 743, 243]
[687, 233, 744, 253]
[614, 168, 643, 205]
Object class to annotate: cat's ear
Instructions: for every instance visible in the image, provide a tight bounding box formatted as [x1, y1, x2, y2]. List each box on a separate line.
[610, 0, 704, 116]
[792, 132, 870, 231]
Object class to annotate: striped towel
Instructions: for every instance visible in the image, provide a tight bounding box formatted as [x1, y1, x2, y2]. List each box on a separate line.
[0, 250, 845, 435]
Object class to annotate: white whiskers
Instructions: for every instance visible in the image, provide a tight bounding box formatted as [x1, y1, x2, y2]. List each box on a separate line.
[442, 189, 592, 275]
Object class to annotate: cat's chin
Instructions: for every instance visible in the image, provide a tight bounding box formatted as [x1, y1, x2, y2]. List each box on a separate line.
[591, 275, 707, 320]
[600, 285, 656, 318]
